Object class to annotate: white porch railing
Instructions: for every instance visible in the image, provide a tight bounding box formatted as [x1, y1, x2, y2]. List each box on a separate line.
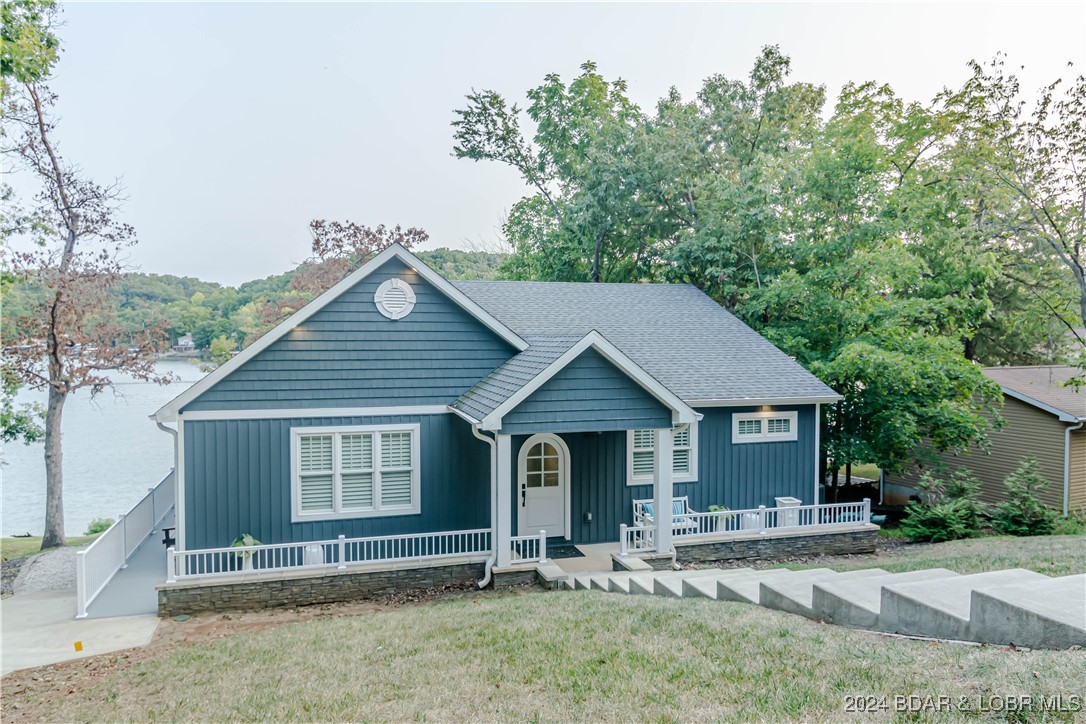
[76, 471, 175, 618]
[510, 530, 547, 564]
[168, 528, 492, 582]
[619, 499, 872, 555]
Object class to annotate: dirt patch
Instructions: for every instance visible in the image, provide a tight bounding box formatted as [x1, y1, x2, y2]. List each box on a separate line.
[0, 580, 531, 721]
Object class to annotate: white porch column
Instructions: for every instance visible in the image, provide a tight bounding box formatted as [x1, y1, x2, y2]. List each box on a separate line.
[653, 427, 674, 554]
[495, 433, 513, 567]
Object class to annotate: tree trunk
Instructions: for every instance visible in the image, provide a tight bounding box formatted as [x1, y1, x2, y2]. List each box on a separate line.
[41, 388, 66, 549]
[845, 461, 852, 489]
[591, 230, 604, 283]
[963, 335, 977, 361]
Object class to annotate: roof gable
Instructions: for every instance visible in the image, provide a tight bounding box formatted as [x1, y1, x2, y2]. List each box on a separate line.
[452, 331, 699, 432]
[985, 366, 1086, 422]
[155, 245, 526, 421]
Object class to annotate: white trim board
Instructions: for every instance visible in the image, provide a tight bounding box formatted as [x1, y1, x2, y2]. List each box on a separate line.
[686, 395, 842, 407]
[154, 244, 528, 422]
[478, 330, 700, 432]
[176, 405, 452, 422]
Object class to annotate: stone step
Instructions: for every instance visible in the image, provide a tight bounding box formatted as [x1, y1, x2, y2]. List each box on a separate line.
[681, 569, 757, 599]
[968, 574, 1086, 649]
[716, 568, 835, 604]
[653, 569, 736, 597]
[628, 573, 663, 595]
[812, 569, 961, 628]
[759, 569, 889, 617]
[880, 568, 1049, 640]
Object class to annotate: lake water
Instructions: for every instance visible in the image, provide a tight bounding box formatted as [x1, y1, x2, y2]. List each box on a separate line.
[1, 359, 204, 536]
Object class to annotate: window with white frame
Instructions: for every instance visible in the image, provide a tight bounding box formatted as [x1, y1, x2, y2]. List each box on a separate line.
[732, 411, 798, 443]
[292, 424, 420, 521]
[627, 424, 697, 485]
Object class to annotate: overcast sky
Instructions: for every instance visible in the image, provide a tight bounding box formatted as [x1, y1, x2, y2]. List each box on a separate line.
[13, 1, 1086, 286]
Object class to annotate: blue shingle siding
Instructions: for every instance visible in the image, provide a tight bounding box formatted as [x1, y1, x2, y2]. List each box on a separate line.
[507, 405, 816, 544]
[181, 258, 517, 412]
[183, 413, 490, 549]
[498, 348, 673, 435]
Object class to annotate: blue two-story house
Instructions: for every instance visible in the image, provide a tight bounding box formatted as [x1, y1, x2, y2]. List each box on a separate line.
[153, 244, 850, 598]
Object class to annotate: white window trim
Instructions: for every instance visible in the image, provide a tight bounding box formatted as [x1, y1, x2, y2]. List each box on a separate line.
[626, 423, 698, 486]
[290, 423, 421, 522]
[732, 410, 798, 443]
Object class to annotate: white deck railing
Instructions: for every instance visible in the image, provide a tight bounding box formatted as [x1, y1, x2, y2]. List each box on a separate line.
[619, 499, 871, 555]
[168, 528, 492, 582]
[510, 531, 547, 564]
[76, 471, 175, 618]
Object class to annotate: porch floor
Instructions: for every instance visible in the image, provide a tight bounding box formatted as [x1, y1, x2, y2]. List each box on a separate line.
[86, 509, 173, 619]
[552, 543, 618, 574]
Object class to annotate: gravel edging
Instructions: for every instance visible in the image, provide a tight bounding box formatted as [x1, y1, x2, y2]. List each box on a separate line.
[1, 557, 28, 598]
[11, 546, 78, 595]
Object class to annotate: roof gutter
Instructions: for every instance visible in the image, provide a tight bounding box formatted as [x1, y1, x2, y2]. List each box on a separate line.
[1064, 420, 1084, 517]
[470, 423, 498, 588]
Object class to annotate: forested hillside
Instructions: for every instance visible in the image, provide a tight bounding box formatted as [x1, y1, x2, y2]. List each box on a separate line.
[1, 248, 506, 350]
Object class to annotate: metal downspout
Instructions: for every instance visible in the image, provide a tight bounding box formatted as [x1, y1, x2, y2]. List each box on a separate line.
[471, 424, 498, 588]
[1064, 421, 1083, 516]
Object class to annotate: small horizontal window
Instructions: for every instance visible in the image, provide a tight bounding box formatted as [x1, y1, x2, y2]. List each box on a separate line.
[733, 411, 798, 443]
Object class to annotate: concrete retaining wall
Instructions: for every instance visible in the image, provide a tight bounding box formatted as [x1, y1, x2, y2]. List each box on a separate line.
[158, 560, 485, 617]
[675, 526, 879, 564]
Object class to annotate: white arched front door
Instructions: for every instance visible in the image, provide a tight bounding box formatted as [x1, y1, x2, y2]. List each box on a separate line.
[517, 433, 569, 539]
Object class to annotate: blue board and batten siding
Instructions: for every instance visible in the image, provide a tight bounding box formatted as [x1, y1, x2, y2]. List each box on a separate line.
[183, 413, 490, 549]
[180, 257, 516, 412]
[499, 348, 672, 435]
[508, 405, 817, 544]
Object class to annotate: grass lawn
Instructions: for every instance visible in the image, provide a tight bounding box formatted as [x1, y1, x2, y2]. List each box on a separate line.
[4, 590, 1084, 722]
[0, 534, 100, 562]
[782, 534, 1086, 578]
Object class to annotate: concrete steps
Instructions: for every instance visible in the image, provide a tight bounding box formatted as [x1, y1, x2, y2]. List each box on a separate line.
[812, 569, 961, 629]
[968, 574, 1086, 649]
[759, 568, 888, 618]
[562, 563, 1086, 650]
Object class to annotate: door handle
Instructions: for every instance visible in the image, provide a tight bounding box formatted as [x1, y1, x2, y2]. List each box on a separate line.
[521, 486, 526, 507]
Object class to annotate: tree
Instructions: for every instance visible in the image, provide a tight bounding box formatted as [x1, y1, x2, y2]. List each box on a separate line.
[943, 57, 1086, 366]
[3, 63, 169, 547]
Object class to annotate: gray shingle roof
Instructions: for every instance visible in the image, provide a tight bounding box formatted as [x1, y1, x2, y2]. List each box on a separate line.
[452, 280, 839, 403]
[452, 335, 583, 421]
[984, 366, 1086, 421]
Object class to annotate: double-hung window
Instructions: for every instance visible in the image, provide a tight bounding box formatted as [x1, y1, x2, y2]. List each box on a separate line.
[627, 423, 697, 485]
[732, 411, 798, 443]
[292, 424, 420, 521]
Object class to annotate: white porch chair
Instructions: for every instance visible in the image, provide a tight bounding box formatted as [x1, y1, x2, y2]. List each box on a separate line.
[632, 496, 699, 536]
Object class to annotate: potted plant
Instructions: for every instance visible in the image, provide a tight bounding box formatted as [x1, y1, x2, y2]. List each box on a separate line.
[231, 533, 261, 571]
[707, 505, 730, 533]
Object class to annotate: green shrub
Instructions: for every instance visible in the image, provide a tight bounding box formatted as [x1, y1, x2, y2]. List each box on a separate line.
[991, 458, 1059, 536]
[84, 517, 114, 535]
[900, 469, 986, 543]
[1053, 511, 1086, 535]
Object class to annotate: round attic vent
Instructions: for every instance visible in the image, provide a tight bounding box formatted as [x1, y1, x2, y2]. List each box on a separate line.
[374, 278, 416, 320]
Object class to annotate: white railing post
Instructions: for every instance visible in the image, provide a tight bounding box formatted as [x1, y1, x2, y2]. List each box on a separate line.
[166, 546, 177, 583]
[75, 550, 88, 618]
[862, 498, 871, 523]
[619, 524, 628, 555]
[538, 530, 547, 564]
[337, 534, 347, 570]
[119, 513, 128, 568]
[758, 505, 767, 535]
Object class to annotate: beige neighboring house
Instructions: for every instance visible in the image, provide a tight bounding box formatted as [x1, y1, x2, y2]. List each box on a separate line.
[884, 365, 1086, 515]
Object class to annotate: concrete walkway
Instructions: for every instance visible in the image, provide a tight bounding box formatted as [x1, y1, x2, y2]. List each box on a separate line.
[1, 590, 159, 675]
[85, 509, 173, 619]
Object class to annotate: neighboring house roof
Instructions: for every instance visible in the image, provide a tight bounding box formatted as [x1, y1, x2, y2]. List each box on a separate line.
[451, 331, 700, 430]
[984, 365, 1086, 422]
[453, 280, 840, 405]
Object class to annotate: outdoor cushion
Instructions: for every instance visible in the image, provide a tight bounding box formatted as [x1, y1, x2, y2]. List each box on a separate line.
[642, 502, 654, 518]
[672, 500, 685, 516]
